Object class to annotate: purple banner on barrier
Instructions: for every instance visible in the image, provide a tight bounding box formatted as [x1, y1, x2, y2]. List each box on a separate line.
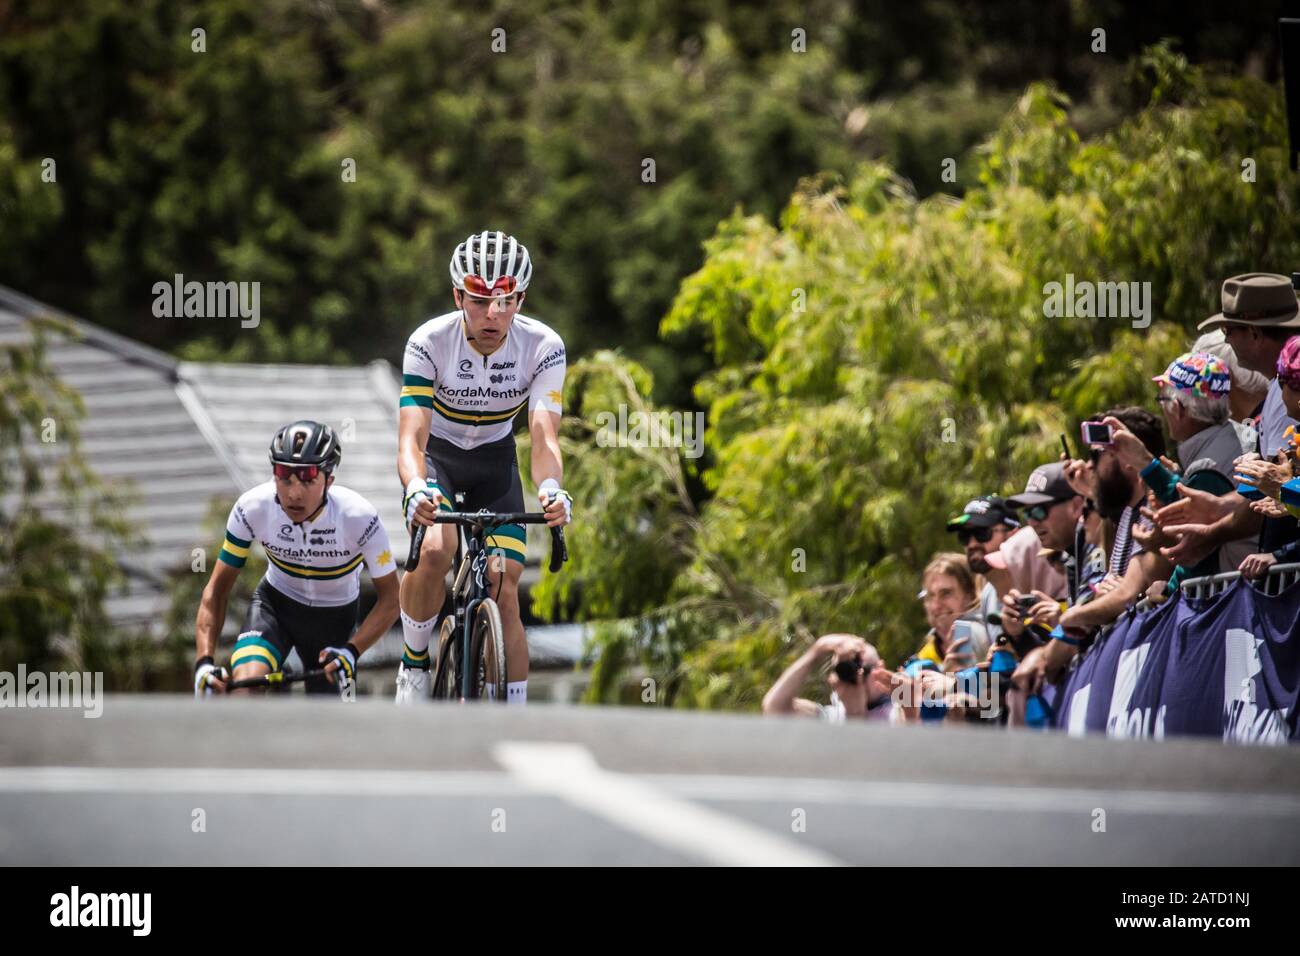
[1062, 578, 1300, 744]
[1103, 591, 1189, 740]
[1057, 605, 1141, 737]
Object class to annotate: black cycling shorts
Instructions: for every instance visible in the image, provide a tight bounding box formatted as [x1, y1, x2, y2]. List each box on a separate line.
[230, 578, 359, 695]
[421, 433, 527, 564]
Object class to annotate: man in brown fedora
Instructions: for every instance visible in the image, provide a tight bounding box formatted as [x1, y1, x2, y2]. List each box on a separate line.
[1199, 273, 1300, 458]
[1159, 273, 1300, 564]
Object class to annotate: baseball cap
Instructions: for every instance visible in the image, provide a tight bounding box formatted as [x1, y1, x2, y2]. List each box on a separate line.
[945, 495, 1021, 532]
[1006, 462, 1077, 510]
[1152, 351, 1231, 400]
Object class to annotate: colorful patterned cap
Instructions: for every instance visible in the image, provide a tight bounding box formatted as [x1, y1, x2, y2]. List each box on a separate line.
[1277, 336, 1300, 389]
[1151, 351, 1231, 399]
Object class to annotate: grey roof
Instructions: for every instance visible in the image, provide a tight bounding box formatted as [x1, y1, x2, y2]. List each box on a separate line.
[179, 360, 406, 544]
[1, 285, 570, 661]
[0, 285, 413, 630]
[0, 285, 243, 626]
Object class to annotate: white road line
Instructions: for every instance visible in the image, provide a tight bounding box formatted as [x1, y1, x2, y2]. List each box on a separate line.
[646, 774, 1300, 817]
[492, 742, 843, 867]
[0, 767, 521, 796]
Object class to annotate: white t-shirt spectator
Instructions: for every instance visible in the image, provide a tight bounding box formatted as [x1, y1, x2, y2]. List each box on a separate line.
[819, 692, 896, 724]
[1259, 378, 1298, 459]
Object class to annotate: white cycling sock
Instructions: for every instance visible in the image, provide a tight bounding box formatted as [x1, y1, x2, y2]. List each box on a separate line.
[485, 683, 497, 701]
[400, 610, 436, 667]
[507, 680, 527, 705]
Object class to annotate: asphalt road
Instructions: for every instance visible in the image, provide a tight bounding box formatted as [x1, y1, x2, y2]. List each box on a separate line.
[2, 697, 1299, 866]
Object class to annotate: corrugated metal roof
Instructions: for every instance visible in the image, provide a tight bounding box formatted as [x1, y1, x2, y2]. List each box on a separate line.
[2, 285, 569, 663]
[0, 286, 242, 629]
[179, 359, 408, 550]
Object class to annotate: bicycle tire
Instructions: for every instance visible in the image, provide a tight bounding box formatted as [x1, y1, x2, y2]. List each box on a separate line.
[468, 599, 507, 701]
[430, 616, 458, 700]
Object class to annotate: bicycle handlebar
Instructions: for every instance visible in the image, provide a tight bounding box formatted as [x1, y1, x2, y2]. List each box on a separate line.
[225, 667, 331, 690]
[406, 511, 568, 574]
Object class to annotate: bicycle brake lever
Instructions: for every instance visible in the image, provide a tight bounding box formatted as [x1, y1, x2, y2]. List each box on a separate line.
[549, 526, 568, 573]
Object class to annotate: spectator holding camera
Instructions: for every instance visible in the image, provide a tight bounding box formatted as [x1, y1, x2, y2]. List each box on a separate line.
[945, 496, 1065, 635]
[1106, 354, 1254, 582]
[1002, 462, 1104, 622]
[910, 553, 992, 673]
[1055, 409, 1169, 623]
[1157, 274, 1300, 569]
[1000, 462, 1104, 722]
[762, 633, 895, 723]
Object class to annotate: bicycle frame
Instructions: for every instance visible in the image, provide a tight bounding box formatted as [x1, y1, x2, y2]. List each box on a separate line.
[452, 523, 497, 700]
[412, 506, 567, 701]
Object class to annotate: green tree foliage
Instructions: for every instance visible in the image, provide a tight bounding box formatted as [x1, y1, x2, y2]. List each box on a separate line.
[545, 49, 1300, 709]
[0, 316, 141, 675]
[1, 2, 1278, 404]
[161, 496, 268, 679]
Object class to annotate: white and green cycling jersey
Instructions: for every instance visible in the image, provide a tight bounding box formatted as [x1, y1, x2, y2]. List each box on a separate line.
[218, 481, 398, 607]
[399, 310, 566, 449]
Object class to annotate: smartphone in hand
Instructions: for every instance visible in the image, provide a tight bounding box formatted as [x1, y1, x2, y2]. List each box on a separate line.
[1081, 421, 1113, 446]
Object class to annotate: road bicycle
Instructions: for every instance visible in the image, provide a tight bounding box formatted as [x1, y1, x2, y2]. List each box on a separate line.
[407, 507, 567, 701]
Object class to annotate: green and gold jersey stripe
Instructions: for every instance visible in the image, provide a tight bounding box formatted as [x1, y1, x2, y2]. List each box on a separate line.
[400, 374, 435, 408]
[485, 529, 527, 563]
[432, 395, 527, 426]
[266, 552, 364, 580]
[231, 634, 283, 671]
[218, 531, 252, 568]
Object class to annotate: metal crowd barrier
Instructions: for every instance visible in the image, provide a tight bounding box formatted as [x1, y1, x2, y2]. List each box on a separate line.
[1126, 562, 1300, 615]
[1179, 561, 1300, 600]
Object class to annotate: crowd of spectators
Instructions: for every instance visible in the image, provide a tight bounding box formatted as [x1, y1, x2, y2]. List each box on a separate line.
[764, 272, 1300, 729]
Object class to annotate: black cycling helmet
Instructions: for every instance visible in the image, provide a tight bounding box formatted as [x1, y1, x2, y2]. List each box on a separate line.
[269, 420, 342, 473]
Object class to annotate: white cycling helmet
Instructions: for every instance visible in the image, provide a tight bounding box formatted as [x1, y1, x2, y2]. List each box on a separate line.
[449, 230, 533, 296]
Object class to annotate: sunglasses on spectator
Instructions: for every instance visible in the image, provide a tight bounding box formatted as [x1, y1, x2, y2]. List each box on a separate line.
[273, 463, 324, 482]
[956, 526, 995, 545]
[1023, 500, 1066, 522]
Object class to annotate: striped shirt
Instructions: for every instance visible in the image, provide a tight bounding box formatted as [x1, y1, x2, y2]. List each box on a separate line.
[399, 311, 566, 450]
[218, 481, 397, 606]
[1108, 504, 1145, 578]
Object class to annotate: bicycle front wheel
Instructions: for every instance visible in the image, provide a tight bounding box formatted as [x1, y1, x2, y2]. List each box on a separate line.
[468, 599, 506, 702]
[430, 616, 458, 700]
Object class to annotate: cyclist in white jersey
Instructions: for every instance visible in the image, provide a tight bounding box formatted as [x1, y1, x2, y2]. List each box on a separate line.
[194, 421, 400, 697]
[396, 230, 573, 704]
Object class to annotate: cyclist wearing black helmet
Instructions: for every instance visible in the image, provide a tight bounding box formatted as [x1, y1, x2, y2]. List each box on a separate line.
[194, 420, 400, 697]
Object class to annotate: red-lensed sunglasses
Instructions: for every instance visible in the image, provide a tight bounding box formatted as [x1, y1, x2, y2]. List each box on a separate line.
[273, 463, 323, 482]
[462, 274, 518, 298]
